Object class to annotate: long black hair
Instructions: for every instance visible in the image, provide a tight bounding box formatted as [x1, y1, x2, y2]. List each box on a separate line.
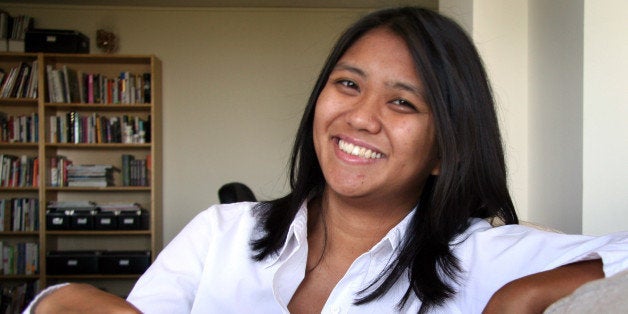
[250, 6, 518, 312]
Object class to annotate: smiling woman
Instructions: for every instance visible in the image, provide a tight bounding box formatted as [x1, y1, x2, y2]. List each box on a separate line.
[26, 6, 628, 314]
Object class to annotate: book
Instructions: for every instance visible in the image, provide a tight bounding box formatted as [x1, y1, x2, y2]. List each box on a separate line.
[13, 62, 30, 98]
[61, 65, 72, 103]
[67, 164, 116, 187]
[121, 154, 135, 186]
[25, 60, 37, 98]
[50, 68, 65, 103]
[143, 72, 151, 103]
[86, 73, 94, 103]
[45, 65, 55, 102]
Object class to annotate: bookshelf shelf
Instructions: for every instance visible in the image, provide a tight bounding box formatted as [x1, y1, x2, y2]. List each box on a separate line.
[46, 230, 150, 236]
[0, 231, 38, 236]
[0, 98, 38, 106]
[0, 275, 40, 280]
[44, 103, 152, 112]
[0, 142, 39, 148]
[47, 274, 140, 280]
[0, 187, 38, 192]
[0, 52, 162, 297]
[45, 143, 151, 149]
[45, 186, 151, 192]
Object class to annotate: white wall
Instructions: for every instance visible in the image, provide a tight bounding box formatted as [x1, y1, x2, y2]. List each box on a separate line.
[440, 0, 530, 221]
[582, 0, 628, 234]
[443, 0, 628, 235]
[528, 0, 584, 234]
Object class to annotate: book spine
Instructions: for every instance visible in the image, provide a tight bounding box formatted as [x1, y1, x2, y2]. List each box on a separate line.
[87, 74, 94, 103]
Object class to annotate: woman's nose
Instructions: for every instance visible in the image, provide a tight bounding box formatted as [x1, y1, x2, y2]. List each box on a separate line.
[345, 94, 382, 133]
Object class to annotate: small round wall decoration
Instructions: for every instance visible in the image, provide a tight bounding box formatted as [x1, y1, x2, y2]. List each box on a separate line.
[96, 29, 118, 53]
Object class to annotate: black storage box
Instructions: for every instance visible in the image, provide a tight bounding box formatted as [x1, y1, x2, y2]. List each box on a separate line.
[69, 210, 96, 230]
[94, 211, 118, 230]
[46, 251, 100, 275]
[117, 210, 149, 230]
[46, 210, 70, 230]
[99, 251, 151, 274]
[25, 29, 89, 53]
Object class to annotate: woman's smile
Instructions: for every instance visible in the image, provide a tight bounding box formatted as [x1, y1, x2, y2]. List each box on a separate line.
[336, 137, 384, 160]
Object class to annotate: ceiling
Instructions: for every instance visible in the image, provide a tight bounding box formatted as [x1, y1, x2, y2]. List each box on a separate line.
[0, 0, 438, 10]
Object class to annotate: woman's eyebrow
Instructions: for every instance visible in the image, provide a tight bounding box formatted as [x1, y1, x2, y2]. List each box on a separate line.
[387, 80, 423, 97]
[333, 62, 366, 78]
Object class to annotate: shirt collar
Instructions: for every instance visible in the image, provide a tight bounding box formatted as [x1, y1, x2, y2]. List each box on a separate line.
[369, 205, 416, 255]
[267, 201, 417, 265]
[265, 201, 308, 267]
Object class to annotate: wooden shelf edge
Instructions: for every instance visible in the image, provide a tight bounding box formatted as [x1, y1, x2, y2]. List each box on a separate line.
[45, 186, 150, 192]
[0, 231, 39, 236]
[45, 143, 151, 148]
[46, 274, 141, 280]
[0, 187, 39, 191]
[44, 103, 152, 110]
[46, 230, 150, 236]
[0, 275, 40, 280]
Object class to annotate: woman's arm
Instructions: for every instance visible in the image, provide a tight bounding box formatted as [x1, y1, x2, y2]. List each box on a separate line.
[31, 283, 140, 314]
[483, 259, 604, 314]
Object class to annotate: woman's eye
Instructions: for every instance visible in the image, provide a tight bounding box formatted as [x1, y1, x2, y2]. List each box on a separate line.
[336, 79, 359, 90]
[392, 98, 418, 112]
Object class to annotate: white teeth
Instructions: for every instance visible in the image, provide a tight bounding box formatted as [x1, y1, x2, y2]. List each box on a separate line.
[338, 139, 382, 159]
[351, 146, 360, 155]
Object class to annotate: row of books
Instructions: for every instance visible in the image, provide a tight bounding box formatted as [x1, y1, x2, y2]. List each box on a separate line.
[0, 241, 39, 276]
[49, 156, 71, 187]
[49, 156, 150, 188]
[67, 164, 116, 188]
[46, 65, 151, 104]
[122, 154, 150, 187]
[0, 112, 39, 143]
[0, 14, 33, 41]
[0, 198, 38, 232]
[0, 282, 38, 314]
[49, 158, 119, 188]
[0, 61, 38, 99]
[0, 155, 38, 188]
[49, 112, 150, 144]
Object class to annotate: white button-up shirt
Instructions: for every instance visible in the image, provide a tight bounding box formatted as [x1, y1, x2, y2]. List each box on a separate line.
[126, 202, 628, 313]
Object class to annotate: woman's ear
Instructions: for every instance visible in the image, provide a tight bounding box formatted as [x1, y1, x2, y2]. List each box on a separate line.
[430, 158, 441, 176]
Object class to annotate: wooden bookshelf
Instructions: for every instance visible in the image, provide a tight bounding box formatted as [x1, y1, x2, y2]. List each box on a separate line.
[0, 52, 162, 297]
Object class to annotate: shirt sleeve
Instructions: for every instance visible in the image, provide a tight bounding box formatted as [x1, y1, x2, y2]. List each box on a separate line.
[451, 220, 628, 312]
[126, 207, 217, 313]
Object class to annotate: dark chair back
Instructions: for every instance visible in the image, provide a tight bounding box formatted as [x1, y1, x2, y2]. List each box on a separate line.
[218, 182, 257, 204]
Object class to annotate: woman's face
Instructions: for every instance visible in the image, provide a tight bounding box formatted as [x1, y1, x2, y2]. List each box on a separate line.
[313, 27, 440, 207]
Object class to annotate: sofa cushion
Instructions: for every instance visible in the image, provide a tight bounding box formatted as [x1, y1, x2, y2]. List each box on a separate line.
[545, 268, 628, 313]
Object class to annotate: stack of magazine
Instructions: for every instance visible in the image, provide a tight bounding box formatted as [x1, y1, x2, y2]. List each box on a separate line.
[67, 164, 117, 187]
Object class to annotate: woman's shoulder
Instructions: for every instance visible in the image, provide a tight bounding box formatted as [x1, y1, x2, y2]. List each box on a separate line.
[460, 217, 566, 240]
[455, 218, 628, 272]
[157, 202, 261, 263]
[193, 201, 260, 232]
